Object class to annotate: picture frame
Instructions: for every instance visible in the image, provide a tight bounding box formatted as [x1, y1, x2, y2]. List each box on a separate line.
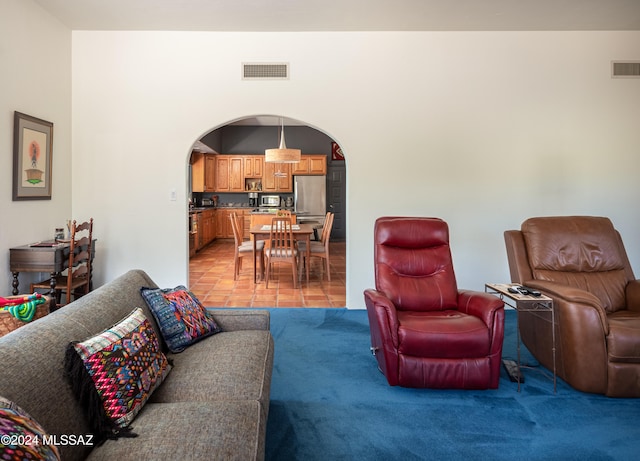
[331, 141, 344, 161]
[13, 111, 53, 200]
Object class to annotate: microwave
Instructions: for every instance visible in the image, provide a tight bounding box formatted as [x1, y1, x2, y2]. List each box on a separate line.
[260, 195, 281, 207]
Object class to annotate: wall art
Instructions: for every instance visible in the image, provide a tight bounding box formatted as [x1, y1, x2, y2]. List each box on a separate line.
[13, 111, 53, 200]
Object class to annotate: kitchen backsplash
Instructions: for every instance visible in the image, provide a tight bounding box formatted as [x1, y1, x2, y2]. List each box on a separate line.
[193, 192, 293, 207]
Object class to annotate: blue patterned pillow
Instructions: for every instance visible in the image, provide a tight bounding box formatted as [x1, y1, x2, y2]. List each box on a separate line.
[64, 308, 172, 442]
[140, 286, 222, 353]
[0, 396, 60, 460]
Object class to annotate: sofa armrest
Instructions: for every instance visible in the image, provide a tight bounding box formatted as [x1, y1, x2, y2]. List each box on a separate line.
[626, 280, 640, 312]
[206, 309, 270, 331]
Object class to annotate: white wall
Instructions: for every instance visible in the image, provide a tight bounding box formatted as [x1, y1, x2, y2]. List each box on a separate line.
[70, 31, 640, 308]
[0, 0, 71, 295]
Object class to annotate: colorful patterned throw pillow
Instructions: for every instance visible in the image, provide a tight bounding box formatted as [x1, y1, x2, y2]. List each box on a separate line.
[0, 396, 61, 461]
[64, 308, 171, 442]
[140, 286, 222, 353]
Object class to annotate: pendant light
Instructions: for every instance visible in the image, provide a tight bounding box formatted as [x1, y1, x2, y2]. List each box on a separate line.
[265, 119, 301, 163]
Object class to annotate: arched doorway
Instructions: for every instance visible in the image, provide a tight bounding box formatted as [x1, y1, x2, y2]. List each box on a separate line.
[187, 115, 346, 308]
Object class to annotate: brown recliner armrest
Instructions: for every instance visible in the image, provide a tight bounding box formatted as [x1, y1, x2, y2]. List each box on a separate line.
[524, 280, 609, 335]
[626, 280, 640, 312]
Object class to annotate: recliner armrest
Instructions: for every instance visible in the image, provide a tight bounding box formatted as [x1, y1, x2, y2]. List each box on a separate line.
[457, 290, 504, 328]
[626, 280, 640, 312]
[524, 280, 609, 334]
[364, 289, 399, 347]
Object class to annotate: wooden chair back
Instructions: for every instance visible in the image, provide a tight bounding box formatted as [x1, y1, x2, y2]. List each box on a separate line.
[320, 212, 335, 246]
[230, 212, 243, 246]
[269, 217, 296, 258]
[65, 218, 93, 298]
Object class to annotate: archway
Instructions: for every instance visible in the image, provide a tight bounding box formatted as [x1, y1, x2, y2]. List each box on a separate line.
[187, 115, 347, 308]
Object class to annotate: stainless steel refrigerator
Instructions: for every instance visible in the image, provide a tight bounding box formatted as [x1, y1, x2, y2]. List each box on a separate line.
[294, 175, 327, 230]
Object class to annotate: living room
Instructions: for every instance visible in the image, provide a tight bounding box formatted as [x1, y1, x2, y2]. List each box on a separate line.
[2, 1, 640, 460]
[2, 1, 639, 308]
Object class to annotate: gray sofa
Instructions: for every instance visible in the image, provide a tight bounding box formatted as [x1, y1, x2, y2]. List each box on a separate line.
[0, 269, 274, 460]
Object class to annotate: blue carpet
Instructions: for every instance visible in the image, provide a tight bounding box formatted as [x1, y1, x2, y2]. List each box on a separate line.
[265, 308, 640, 461]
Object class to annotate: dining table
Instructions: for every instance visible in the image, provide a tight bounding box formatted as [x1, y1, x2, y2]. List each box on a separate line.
[249, 223, 314, 284]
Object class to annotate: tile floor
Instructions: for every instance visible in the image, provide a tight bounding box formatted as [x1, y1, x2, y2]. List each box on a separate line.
[189, 239, 346, 308]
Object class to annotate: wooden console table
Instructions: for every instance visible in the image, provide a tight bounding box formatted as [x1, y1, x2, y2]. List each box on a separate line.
[9, 240, 96, 295]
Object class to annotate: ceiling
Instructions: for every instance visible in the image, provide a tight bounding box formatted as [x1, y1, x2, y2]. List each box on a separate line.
[34, 0, 640, 32]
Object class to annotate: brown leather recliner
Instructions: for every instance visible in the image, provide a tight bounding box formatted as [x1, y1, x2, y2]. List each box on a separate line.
[364, 217, 505, 389]
[505, 216, 640, 397]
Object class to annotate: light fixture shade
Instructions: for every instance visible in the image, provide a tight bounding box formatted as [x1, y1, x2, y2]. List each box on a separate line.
[265, 147, 301, 163]
[265, 122, 301, 163]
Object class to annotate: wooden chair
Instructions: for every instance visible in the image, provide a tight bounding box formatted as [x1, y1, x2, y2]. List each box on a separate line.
[230, 212, 264, 281]
[31, 219, 93, 308]
[265, 217, 298, 288]
[299, 212, 334, 281]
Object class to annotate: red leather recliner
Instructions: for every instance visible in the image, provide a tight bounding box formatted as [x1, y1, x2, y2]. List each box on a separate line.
[364, 217, 505, 389]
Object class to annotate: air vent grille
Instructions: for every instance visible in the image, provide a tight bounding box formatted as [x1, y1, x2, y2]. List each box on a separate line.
[612, 61, 640, 78]
[243, 63, 289, 80]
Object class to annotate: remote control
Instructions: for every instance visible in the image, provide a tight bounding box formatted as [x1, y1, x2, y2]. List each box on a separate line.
[521, 287, 541, 297]
[502, 359, 525, 383]
[507, 286, 520, 294]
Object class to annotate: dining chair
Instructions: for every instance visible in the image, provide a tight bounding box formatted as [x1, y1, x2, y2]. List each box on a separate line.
[298, 212, 334, 281]
[230, 212, 264, 281]
[265, 217, 298, 288]
[31, 218, 94, 308]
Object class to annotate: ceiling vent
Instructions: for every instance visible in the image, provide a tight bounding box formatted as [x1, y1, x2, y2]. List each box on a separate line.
[242, 63, 289, 80]
[612, 61, 640, 78]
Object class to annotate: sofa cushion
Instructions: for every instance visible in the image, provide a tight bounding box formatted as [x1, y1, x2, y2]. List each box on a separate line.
[0, 396, 60, 461]
[151, 330, 273, 405]
[85, 401, 264, 461]
[141, 286, 222, 353]
[64, 308, 171, 441]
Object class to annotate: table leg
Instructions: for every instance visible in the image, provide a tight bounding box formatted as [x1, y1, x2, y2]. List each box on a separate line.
[11, 272, 20, 295]
[305, 235, 310, 284]
[253, 239, 258, 283]
[48, 272, 57, 296]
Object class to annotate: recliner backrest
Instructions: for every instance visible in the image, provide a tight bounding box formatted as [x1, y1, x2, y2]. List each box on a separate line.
[521, 216, 632, 312]
[374, 217, 458, 312]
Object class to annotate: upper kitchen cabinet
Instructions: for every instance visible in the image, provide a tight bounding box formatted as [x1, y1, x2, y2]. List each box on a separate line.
[191, 153, 216, 192]
[291, 155, 327, 175]
[263, 162, 292, 192]
[215, 155, 244, 192]
[244, 156, 263, 178]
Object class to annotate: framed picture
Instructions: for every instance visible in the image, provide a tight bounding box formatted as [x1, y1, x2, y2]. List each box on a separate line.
[331, 141, 344, 161]
[13, 111, 53, 200]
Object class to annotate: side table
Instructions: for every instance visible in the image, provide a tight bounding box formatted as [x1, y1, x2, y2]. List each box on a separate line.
[485, 283, 556, 393]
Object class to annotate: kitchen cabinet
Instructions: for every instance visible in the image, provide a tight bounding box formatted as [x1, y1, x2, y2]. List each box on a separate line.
[262, 162, 292, 192]
[200, 209, 216, 247]
[215, 156, 244, 192]
[291, 155, 327, 175]
[215, 208, 245, 239]
[191, 153, 216, 192]
[244, 156, 263, 178]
